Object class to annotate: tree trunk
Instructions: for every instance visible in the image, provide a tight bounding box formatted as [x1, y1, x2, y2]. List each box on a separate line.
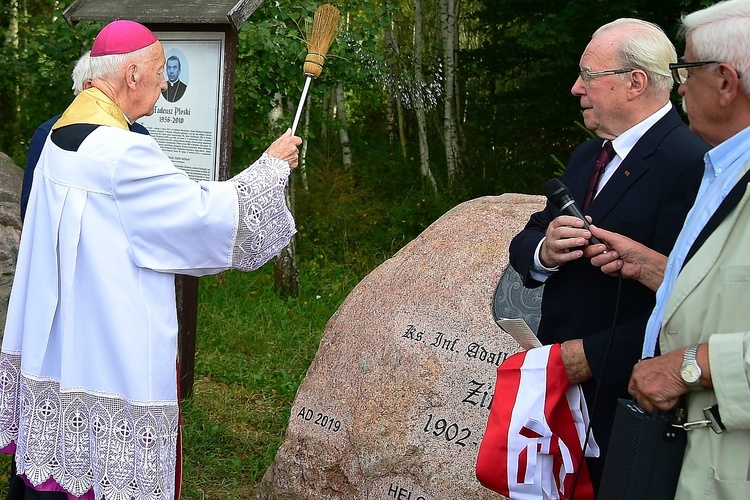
[413, 0, 438, 195]
[453, 0, 467, 170]
[272, 88, 300, 297]
[385, 19, 409, 161]
[335, 83, 352, 170]
[321, 87, 330, 142]
[385, 95, 396, 148]
[299, 92, 310, 191]
[5, 0, 19, 46]
[440, 0, 459, 184]
[4, 0, 20, 141]
[396, 94, 408, 161]
[273, 173, 300, 297]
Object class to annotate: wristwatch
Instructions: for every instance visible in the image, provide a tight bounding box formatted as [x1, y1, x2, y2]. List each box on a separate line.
[680, 344, 703, 390]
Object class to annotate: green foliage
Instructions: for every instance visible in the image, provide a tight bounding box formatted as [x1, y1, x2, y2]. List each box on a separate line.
[231, 0, 390, 172]
[449, 0, 713, 196]
[0, 1, 100, 165]
[232, 1, 317, 166]
[2, 0, 712, 196]
[0, 0, 727, 495]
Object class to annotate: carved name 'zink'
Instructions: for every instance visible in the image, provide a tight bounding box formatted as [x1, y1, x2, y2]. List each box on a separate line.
[462, 379, 493, 410]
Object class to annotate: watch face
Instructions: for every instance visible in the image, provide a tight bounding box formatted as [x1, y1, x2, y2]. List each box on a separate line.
[681, 364, 701, 385]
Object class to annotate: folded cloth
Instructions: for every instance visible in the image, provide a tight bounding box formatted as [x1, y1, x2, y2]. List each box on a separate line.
[476, 344, 599, 499]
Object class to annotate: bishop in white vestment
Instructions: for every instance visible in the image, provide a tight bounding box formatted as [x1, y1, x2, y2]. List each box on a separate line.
[0, 19, 301, 500]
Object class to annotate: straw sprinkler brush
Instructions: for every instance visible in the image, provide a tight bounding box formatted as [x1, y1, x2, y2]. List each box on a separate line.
[290, 3, 340, 135]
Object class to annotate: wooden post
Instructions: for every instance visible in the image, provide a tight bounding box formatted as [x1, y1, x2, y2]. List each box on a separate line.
[175, 275, 198, 398]
[147, 23, 238, 399]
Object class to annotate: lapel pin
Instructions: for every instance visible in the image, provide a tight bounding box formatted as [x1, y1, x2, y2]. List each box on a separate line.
[624, 171, 631, 177]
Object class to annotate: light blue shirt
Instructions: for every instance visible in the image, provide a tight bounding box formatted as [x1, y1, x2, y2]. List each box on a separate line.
[642, 125, 750, 357]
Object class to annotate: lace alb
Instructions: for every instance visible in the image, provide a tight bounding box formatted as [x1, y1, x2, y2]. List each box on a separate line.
[0, 353, 178, 500]
[230, 153, 296, 270]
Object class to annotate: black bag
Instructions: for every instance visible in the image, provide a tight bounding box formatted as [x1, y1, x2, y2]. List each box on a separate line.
[598, 398, 687, 499]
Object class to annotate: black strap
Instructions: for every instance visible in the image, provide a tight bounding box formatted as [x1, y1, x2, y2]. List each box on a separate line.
[683, 168, 750, 267]
[50, 124, 100, 152]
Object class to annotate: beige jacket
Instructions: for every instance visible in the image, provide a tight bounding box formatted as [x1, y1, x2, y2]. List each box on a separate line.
[659, 160, 750, 499]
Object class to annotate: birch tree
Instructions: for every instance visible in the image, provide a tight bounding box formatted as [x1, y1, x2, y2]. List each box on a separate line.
[413, 0, 438, 194]
[385, 19, 409, 160]
[439, 0, 460, 184]
[299, 92, 311, 191]
[334, 83, 352, 170]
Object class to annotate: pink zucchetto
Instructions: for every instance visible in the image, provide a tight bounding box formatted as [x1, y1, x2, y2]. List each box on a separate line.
[90, 19, 158, 57]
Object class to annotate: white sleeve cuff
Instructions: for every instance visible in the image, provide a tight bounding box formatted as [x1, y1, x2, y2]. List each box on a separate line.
[529, 237, 558, 283]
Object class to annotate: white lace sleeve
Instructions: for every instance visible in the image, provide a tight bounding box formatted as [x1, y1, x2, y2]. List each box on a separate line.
[230, 153, 296, 271]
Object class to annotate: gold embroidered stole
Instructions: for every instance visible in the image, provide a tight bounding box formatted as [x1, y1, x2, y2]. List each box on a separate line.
[53, 88, 130, 131]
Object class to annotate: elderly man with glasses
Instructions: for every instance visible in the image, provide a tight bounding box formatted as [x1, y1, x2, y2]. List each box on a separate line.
[508, 17, 709, 491]
[585, 1, 750, 496]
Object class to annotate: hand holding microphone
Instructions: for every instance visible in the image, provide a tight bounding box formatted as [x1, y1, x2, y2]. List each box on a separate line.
[543, 179, 602, 245]
[539, 179, 604, 268]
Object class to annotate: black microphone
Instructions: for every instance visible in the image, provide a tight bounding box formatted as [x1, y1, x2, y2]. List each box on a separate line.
[542, 178, 602, 245]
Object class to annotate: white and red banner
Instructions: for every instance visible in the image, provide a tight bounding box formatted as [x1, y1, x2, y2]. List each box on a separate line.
[476, 344, 599, 499]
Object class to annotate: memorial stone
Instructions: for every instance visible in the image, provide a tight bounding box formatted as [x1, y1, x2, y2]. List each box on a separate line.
[0, 152, 23, 342]
[259, 193, 546, 499]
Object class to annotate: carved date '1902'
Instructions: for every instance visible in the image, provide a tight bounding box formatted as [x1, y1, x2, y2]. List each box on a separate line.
[422, 413, 473, 447]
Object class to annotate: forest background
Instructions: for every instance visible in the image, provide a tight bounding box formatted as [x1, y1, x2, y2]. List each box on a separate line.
[0, 0, 712, 496]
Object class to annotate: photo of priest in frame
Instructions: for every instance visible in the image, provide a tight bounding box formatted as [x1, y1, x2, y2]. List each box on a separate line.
[162, 51, 189, 103]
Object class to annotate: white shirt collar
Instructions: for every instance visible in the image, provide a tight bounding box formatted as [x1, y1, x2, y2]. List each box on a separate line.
[611, 101, 672, 160]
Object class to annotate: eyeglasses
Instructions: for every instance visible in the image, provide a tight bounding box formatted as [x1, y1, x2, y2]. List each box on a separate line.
[579, 68, 634, 84]
[669, 61, 721, 85]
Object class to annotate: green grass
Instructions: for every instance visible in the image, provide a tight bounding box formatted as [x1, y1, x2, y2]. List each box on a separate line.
[180, 266, 352, 499]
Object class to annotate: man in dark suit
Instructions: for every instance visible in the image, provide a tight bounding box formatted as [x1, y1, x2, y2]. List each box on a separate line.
[162, 55, 187, 102]
[508, 18, 709, 489]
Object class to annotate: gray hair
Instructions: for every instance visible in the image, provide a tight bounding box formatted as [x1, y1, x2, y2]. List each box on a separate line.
[681, 0, 750, 96]
[71, 51, 91, 95]
[594, 18, 677, 93]
[88, 44, 153, 82]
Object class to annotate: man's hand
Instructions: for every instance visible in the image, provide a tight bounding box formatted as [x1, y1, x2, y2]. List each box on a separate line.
[539, 215, 594, 268]
[628, 352, 685, 413]
[266, 129, 302, 168]
[629, 344, 711, 413]
[584, 225, 668, 292]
